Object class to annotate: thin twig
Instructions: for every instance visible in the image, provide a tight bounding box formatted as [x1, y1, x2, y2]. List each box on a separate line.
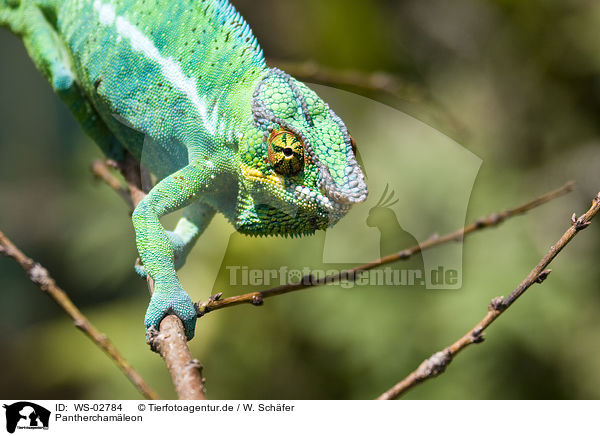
[0, 231, 159, 400]
[117, 153, 148, 207]
[110, 153, 207, 399]
[91, 160, 133, 210]
[268, 58, 469, 141]
[377, 190, 600, 400]
[269, 59, 427, 104]
[95, 158, 575, 400]
[197, 181, 575, 315]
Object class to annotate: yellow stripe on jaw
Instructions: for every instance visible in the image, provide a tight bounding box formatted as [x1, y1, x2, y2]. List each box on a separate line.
[241, 164, 286, 188]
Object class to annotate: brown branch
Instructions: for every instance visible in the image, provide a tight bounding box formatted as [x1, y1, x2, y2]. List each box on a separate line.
[103, 153, 207, 400]
[96, 157, 576, 400]
[268, 58, 469, 141]
[0, 230, 159, 400]
[269, 59, 428, 104]
[197, 181, 575, 315]
[91, 160, 133, 210]
[377, 190, 600, 400]
[146, 317, 206, 400]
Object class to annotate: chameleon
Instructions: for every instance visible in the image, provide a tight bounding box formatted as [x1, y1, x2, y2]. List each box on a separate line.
[0, 0, 368, 340]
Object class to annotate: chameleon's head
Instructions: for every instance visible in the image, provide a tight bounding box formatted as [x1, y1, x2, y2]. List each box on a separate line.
[236, 68, 367, 236]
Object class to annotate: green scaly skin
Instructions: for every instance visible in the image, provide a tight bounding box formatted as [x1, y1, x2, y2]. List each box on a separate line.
[1, 0, 368, 340]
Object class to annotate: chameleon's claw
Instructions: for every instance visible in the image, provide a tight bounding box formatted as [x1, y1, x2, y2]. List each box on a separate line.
[144, 287, 197, 340]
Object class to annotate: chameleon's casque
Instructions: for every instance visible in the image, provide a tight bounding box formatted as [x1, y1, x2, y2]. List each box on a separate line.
[0, 0, 367, 339]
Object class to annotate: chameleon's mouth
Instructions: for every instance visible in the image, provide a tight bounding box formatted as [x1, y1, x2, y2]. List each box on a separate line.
[290, 183, 351, 216]
[240, 164, 350, 221]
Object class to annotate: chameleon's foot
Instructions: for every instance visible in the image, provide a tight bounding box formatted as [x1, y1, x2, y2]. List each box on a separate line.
[144, 286, 197, 340]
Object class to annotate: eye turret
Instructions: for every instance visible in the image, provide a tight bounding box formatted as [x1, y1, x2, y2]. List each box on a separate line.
[267, 129, 304, 176]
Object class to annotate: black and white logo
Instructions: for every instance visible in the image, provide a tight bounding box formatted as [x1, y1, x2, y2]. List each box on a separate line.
[3, 402, 50, 434]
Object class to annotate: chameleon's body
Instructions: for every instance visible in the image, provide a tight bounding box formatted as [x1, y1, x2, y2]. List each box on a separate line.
[1, 0, 367, 339]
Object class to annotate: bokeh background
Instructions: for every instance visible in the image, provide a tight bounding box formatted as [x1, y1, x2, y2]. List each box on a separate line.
[1, 0, 599, 399]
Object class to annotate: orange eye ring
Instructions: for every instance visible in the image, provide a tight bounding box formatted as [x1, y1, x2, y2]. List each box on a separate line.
[267, 129, 304, 176]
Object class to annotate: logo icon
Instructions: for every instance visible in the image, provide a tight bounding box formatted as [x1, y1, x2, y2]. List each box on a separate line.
[3, 402, 50, 434]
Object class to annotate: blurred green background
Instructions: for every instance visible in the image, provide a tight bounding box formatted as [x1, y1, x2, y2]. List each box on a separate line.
[1, 0, 599, 399]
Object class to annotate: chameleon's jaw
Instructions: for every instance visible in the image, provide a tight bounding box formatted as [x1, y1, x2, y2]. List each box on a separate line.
[241, 164, 350, 215]
[237, 164, 352, 235]
[290, 183, 351, 217]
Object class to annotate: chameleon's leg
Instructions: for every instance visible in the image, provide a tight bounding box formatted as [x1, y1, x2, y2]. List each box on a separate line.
[169, 202, 216, 269]
[135, 202, 216, 277]
[3, 2, 124, 159]
[132, 163, 212, 340]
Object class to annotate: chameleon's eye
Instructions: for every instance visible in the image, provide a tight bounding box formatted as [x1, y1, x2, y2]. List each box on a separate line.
[267, 129, 304, 176]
